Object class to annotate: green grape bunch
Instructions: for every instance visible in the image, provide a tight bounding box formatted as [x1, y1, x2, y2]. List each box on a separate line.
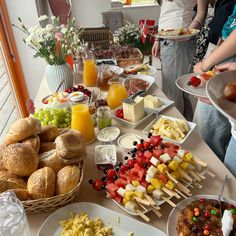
[34, 107, 71, 128]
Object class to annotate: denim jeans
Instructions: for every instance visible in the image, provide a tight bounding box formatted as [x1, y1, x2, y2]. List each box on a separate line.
[224, 137, 236, 178]
[193, 101, 231, 162]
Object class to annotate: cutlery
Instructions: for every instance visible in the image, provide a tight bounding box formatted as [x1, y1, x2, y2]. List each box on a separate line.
[219, 174, 228, 217]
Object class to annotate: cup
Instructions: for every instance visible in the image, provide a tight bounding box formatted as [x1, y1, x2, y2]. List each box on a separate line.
[71, 103, 96, 143]
[0, 192, 31, 236]
[83, 55, 97, 87]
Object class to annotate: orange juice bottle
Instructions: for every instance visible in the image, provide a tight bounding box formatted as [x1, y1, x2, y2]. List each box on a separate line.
[83, 55, 97, 87]
[71, 104, 95, 143]
[107, 78, 128, 109]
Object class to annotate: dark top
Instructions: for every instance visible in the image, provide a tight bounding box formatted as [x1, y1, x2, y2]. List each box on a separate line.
[208, 0, 236, 44]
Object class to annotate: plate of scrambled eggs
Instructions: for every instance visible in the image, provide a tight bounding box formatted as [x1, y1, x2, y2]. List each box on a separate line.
[37, 202, 166, 236]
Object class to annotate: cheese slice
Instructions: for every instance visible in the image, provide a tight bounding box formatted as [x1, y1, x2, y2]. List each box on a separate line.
[123, 97, 145, 123]
[143, 95, 162, 109]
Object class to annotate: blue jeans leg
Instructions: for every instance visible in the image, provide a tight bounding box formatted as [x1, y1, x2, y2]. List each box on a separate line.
[224, 137, 236, 178]
[193, 101, 231, 162]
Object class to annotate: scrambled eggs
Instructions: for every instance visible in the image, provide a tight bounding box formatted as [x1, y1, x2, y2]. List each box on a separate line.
[60, 212, 113, 236]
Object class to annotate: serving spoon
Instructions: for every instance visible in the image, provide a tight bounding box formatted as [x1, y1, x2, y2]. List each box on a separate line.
[219, 174, 228, 217]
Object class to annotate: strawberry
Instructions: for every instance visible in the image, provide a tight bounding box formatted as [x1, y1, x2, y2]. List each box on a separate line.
[187, 76, 201, 87]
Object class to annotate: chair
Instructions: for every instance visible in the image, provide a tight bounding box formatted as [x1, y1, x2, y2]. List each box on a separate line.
[78, 28, 114, 50]
[102, 11, 123, 33]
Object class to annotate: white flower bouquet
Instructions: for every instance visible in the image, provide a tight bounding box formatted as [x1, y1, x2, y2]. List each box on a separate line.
[13, 15, 84, 65]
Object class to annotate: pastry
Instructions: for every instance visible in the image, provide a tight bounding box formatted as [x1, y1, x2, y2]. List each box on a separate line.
[27, 167, 55, 199]
[39, 142, 56, 154]
[22, 135, 40, 154]
[55, 130, 85, 160]
[3, 143, 39, 177]
[37, 125, 59, 142]
[39, 149, 66, 174]
[4, 117, 41, 145]
[224, 82, 236, 101]
[56, 165, 81, 194]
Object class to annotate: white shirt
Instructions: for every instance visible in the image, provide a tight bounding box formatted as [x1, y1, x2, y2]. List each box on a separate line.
[229, 119, 236, 139]
[158, 0, 197, 30]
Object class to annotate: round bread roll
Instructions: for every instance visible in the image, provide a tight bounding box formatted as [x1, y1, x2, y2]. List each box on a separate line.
[55, 129, 85, 160]
[0, 169, 27, 188]
[4, 117, 41, 145]
[39, 149, 66, 173]
[39, 142, 56, 154]
[56, 165, 81, 194]
[3, 143, 39, 177]
[0, 144, 5, 169]
[37, 126, 59, 142]
[22, 135, 40, 154]
[27, 167, 55, 199]
[9, 189, 29, 201]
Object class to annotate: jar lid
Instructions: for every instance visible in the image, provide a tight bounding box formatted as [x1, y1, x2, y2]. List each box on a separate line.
[96, 105, 110, 114]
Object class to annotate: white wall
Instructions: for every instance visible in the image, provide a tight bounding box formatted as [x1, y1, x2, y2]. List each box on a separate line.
[6, 0, 46, 100]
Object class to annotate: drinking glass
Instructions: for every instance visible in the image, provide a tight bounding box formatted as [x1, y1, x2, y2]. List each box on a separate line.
[0, 192, 31, 236]
[83, 55, 97, 87]
[71, 103, 96, 143]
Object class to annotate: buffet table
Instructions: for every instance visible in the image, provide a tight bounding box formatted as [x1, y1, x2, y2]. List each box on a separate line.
[30, 77, 236, 235]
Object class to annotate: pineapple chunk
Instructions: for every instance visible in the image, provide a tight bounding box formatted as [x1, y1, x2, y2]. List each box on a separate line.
[147, 184, 155, 194]
[132, 180, 140, 187]
[150, 178, 163, 190]
[165, 180, 175, 190]
[157, 163, 168, 173]
[168, 160, 179, 171]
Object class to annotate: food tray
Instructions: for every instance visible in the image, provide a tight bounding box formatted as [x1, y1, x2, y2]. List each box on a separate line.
[111, 106, 154, 128]
[117, 48, 143, 67]
[22, 163, 84, 214]
[143, 115, 196, 144]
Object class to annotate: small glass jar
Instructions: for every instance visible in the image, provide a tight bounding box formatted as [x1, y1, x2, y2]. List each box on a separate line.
[96, 106, 112, 130]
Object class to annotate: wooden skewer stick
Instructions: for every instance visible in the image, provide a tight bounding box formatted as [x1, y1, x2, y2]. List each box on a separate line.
[162, 196, 177, 207]
[195, 171, 206, 180]
[137, 203, 148, 212]
[162, 187, 181, 199]
[149, 206, 162, 218]
[191, 180, 203, 189]
[175, 188, 188, 199]
[180, 178, 194, 188]
[144, 194, 157, 206]
[134, 197, 151, 206]
[178, 169, 193, 182]
[137, 209, 150, 222]
[193, 157, 208, 167]
[206, 169, 216, 178]
[188, 170, 202, 181]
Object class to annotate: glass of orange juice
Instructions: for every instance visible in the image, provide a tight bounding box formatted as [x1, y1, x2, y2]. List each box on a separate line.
[107, 78, 128, 110]
[71, 103, 95, 143]
[83, 55, 97, 87]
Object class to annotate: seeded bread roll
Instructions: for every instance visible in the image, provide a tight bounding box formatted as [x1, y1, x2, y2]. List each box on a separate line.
[37, 126, 59, 142]
[0, 144, 5, 169]
[39, 142, 56, 154]
[3, 143, 39, 177]
[39, 149, 66, 174]
[55, 130, 85, 159]
[56, 165, 81, 194]
[27, 167, 55, 199]
[4, 117, 41, 145]
[22, 135, 40, 154]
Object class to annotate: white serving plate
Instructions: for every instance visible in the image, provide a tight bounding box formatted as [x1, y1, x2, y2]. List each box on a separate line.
[97, 127, 120, 143]
[176, 73, 207, 98]
[143, 115, 196, 144]
[108, 65, 124, 75]
[125, 64, 157, 76]
[111, 106, 154, 128]
[37, 202, 166, 236]
[128, 74, 155, 93]
[167, 195, 236, 236]
[117, 133, 142, 150]
[207, 70, 236, 120]
[156, 29, 199, 40]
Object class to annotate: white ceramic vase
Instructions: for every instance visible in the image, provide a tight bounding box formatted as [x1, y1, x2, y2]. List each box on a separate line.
[44, 63, 73, 93]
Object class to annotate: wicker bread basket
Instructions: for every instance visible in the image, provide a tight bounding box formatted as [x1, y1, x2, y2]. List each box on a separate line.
[117, 48, 143, 67]
[22, 163, 84, 214]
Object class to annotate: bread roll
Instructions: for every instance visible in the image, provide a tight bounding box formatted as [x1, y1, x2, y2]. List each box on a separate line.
[0, 144, 5, 169]
[4, 117, 41, 145]
[39, 149, 66, 173]
[27, 167, 55, 199]
[56, 165, 81, 194]
[3, 143, 39, 177]
[9, 189, 29, 201]
[55, 130, 85, 159]
[39, 142, 56, 154]
[22, 135, 40, 154]
[37, 126, 59, 142]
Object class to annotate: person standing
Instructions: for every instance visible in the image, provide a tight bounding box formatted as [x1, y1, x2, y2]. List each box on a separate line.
[152, 0, 208, 121]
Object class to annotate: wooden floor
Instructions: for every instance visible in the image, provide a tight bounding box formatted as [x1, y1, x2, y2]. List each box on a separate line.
[0, 45, 20, 143]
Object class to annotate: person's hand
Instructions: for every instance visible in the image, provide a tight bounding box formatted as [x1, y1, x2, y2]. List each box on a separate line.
[152, 40, 160, 57]
[214, 62, 236, 73]
[193, 60, 207, 74]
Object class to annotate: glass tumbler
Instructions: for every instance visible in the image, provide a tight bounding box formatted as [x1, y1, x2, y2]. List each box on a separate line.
[0, 192, 31, 236]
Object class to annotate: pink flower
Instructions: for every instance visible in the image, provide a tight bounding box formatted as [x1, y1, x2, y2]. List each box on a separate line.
[60, 24, 66, 28]
[55, 32, 63, 41]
